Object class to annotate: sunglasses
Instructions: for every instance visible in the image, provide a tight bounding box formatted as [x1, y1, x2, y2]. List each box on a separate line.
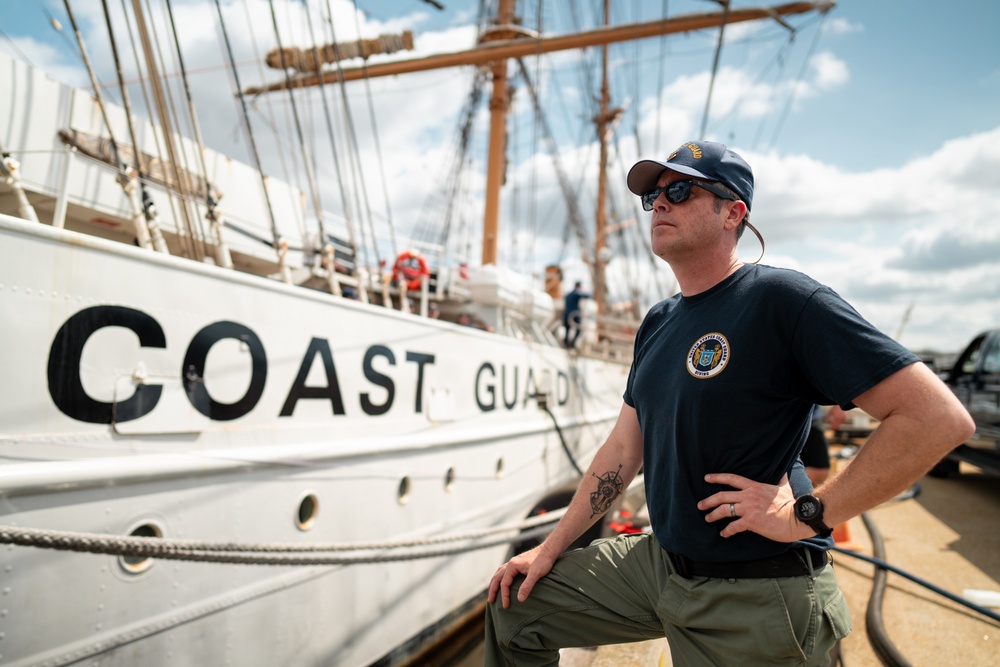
[640, 180, 737, 211]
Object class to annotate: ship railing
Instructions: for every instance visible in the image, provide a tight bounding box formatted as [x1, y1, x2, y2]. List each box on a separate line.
[581, 313, 638, 362]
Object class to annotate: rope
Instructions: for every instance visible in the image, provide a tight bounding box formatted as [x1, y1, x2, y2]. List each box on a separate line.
[0, 508, 565, 567]
[699, 0, 730, 140]
[212, 0, 284, 260]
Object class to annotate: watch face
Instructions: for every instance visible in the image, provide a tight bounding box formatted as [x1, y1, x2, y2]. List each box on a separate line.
[798, 498, 819, 520]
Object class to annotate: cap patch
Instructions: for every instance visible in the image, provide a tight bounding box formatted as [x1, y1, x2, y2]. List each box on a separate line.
[670, 142, 703, 161]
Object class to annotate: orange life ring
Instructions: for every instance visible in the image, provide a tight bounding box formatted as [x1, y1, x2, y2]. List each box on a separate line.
[392, 251, 429, 292]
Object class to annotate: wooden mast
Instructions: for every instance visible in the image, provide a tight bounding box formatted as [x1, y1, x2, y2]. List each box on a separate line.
[477, 0, 520, 266]
[593, 0, 615, 320]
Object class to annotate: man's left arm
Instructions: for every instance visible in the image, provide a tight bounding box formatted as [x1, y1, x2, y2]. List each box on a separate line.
[808, 360, 974, 528]
[700, 361, 975, 542]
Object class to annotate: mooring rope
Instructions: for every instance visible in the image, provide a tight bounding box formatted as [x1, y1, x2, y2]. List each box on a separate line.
[0, 507, 566, 566]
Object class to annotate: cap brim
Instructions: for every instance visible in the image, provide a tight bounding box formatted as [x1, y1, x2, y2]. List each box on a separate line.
[626, 159, 715, 195]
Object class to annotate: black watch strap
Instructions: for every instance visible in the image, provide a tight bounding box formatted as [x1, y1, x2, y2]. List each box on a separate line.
[794, 494, 833, 538]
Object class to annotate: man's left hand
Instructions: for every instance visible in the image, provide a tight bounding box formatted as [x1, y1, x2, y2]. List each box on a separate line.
[698, 473, 809, 542]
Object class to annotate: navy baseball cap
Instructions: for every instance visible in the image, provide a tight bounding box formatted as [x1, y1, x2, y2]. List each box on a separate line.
[627, 141, 754, 211]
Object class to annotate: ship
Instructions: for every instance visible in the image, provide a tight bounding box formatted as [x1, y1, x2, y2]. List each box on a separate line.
[0, 1, 834, 665]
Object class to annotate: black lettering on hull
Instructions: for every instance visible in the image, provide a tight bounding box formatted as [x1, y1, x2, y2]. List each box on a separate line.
[280, 337, 346, 417]
[183, 322, 267, 421]
[47, 305, 166, 424]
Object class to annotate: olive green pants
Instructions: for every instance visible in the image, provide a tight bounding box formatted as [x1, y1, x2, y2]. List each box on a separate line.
[484, 533, 851, 666]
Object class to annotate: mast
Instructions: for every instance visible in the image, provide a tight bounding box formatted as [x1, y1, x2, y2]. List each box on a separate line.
[476, 0, 521, 266]
[593, 0, 616, 320]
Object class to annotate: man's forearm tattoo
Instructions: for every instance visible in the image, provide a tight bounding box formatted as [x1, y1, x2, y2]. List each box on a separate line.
[589, 464, 624, 518]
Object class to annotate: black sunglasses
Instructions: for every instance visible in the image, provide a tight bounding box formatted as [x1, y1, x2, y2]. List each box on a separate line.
[640, 180, 737, 211]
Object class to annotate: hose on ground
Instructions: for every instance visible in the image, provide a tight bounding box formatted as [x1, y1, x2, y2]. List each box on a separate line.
[833, 502, 1000, 667]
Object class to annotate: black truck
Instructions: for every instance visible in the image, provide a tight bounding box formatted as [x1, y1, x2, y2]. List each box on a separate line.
[933, 328, 1000, 478]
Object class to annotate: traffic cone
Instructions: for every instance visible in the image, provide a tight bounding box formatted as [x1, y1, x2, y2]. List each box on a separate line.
[832, 519, 863, 551]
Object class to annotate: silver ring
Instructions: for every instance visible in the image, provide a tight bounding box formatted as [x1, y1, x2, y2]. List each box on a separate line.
[729, 503, 737, 518]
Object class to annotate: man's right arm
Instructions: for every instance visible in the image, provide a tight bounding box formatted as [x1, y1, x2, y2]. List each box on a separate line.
[487, 402, 644, 608]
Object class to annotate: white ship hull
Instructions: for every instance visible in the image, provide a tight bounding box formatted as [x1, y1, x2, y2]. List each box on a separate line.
[0, 52, 629, 665]
[0, 212, 627, 666]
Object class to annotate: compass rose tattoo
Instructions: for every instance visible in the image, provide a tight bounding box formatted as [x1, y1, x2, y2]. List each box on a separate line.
[589, 464, 624, 518]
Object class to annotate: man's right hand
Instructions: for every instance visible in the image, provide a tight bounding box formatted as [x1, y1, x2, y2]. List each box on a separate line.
[487, 543, 559, 608]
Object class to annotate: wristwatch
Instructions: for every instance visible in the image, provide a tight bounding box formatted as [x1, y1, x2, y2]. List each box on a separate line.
[793, 494, 833, 538]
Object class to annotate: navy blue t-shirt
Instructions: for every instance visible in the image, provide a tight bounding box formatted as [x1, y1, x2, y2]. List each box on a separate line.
[623, 264, 918, 562]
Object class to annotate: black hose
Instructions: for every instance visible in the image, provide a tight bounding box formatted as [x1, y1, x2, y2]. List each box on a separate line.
[538, 398, 585, 476]
[832, 509, 1000, 667]
[833, 539, 1000, 626]
[857, 511, 912, 667]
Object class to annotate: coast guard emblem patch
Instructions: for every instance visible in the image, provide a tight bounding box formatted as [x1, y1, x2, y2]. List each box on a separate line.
[686, 332, 730, 379]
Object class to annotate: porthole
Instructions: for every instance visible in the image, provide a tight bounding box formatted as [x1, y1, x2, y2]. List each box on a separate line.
[119, 523, 162, 574]
[397, 476, 411, 505]
[296, 493, 319, 531]
[444, 467, 456, 493]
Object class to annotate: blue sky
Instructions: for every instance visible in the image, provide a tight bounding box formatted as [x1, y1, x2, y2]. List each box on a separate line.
[2, 0, 999, 352]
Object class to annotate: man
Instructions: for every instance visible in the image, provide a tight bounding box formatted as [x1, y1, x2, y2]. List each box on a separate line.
[562, 281, 590, 348]
[485, 141, 974, 666]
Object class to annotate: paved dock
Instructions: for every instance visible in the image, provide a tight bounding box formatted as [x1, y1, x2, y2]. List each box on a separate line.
[559, 639, 669, 666]
[459, 637, 669, 666]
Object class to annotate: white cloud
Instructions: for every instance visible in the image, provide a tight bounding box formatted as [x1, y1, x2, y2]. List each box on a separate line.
[810, 51, 848, 89]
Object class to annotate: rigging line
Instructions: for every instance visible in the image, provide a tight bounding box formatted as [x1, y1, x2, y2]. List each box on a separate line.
[768, 11, 829, 149]
[351, 0, 399, 263]
[138, 0, 205, 258]
[526, 0, 544, 281]
[279, 1, 324, 249]
[240, 0, 297, 234]
[653, 0, 669, 155]
[699, 0, 731, 141]
[707, 35, 793, 144]
[100, 0, 153, 224]
[441, 72, 486, 250]
[151, 0, 208, 258]
[275, 2, 313, 245]
[267, 0, 328, 252]
[0, 28, 37, 68]
[421, 75, 485, 270]
[306, 3, 356, 272]
[211, 0, 284, 264]
[119, 0, 176, 239]
[33, 0, 79, 55]
[611, 138, 675, 300]
[159, 0, 212, 257]
[609, 126, 656, 298]
[515, 58, 595, 289]
[151, 0, 208, 260]
[61, 0, 155, 251]
[162, 0, 232, 269]
[322, 8, 379, 282]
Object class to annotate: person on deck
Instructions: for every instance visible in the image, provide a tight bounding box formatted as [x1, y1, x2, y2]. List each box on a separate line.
[484, 140, 974, 666]
[562, 281, 590, 348]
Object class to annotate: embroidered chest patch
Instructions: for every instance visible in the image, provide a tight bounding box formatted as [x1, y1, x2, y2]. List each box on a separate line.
[686, 332, 730, 379]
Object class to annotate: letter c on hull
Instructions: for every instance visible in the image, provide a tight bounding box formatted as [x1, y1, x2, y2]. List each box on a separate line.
[47, 305, 166, 424]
